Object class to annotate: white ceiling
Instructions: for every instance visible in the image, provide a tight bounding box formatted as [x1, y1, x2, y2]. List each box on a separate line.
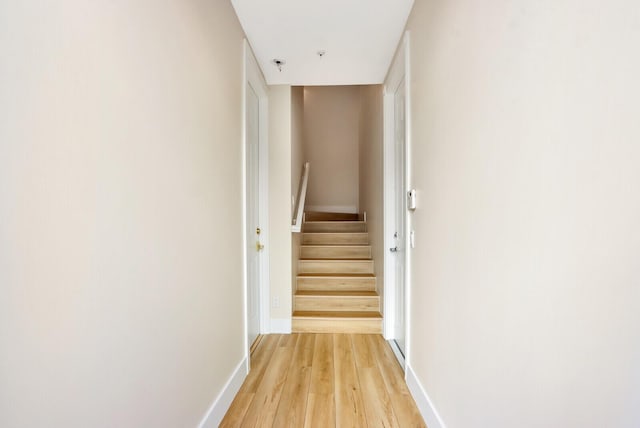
[231, 0, 414, 86]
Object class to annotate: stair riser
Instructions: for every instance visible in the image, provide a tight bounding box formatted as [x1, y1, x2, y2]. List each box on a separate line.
[296, 277, 376, 292]
[304, 222, 367, 233]
[305, 212, 359, 221]
[303, 233, 368, 245]
[295, 296, 380, 312]
[292, 318, 382, 334]
[298, 260, 374, 275]
[300, 246, 371, 259]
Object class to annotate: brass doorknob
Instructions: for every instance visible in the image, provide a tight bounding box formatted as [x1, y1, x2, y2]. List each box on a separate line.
[256, 241, 265, 251]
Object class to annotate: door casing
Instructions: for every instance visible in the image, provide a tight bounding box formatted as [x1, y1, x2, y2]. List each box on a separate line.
[242, 40, 270, 369]
[383, 32, 411, 371]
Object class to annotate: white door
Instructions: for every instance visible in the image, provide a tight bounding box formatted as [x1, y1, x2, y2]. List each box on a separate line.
[392, 78, 407, 356]
[246, 82, 262, 350]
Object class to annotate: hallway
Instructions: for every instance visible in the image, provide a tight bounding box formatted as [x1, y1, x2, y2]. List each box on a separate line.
[221, 334, 425, 427]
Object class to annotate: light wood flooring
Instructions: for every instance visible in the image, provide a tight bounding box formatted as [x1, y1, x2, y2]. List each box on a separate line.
[220, 333, 426, 427]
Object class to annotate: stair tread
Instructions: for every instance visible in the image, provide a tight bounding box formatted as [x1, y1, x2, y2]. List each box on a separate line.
[304, 212, 360, 221]
[301, 245, 371, 247]
[300, 244, 369, 247]
[299, 258, 372, 262]
[299, 259, 371, 262]
[304, 222, 361, 225]
[292, 311, 382, 319]
[298, 259, 373, 263]
[303, 232, 367, 234]
[297, 273, 376, 278]
[296, 290, 378, 297]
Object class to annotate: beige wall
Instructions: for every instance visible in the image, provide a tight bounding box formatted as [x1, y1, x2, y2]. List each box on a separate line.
[404, 0, 640, 427]
[358, 85, 385, 305]
[291, 87, 305, 308]
[0, 1, 247, 427]
[268, 86, 293, 324]
[291, 87, 306, 211]
[303, 86, 361, 212]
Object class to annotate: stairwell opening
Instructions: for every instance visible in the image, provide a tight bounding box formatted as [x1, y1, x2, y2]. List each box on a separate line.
[291, 85, 385, 334]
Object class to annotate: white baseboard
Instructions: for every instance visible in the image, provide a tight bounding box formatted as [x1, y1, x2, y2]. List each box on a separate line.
[406, 364, 447, 428]
[198, 356, 248, 428]
[306, 205, 358, 214]
[270, 317, 292, 334]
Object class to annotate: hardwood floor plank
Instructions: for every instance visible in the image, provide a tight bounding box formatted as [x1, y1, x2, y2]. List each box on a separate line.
[351, 334, 376, 368]
[358, 365, 401, 428]
[239, 334, 280, 394]
[333, 334, 368, 428]
[219, 392, 254, 428]
[278, 332, 299, 348]
[304, 393, 336, 428]
[272, 334, 316, 427]
[368, 335, 426, 428]
[309, 334, 334, 395]
[240, 343, 296, 427]
[367, 335, 404, 390]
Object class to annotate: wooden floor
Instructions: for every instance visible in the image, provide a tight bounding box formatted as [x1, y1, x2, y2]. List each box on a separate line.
[220, 333, 426, 428]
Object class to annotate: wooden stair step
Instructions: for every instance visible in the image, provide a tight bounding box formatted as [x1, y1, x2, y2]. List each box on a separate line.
[303, 232, 369, 245]
[295, 290, 378, 296]
[300, 245, 371, 259]
[303, 221, 367, 233]
[298, 259, 374, 275]
[296, 274, 376, 291]
[305, 212, 360, 221]
[294, 290, 380, 312]
[292, 311, 382, 334]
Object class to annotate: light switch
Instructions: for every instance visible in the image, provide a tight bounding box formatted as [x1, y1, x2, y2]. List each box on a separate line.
[408, 189, 417, 210]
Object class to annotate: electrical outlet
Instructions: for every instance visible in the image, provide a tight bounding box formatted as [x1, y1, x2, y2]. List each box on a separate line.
[272, 296, 280, 308]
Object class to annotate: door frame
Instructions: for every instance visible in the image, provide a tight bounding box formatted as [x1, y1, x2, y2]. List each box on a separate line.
[383, 32, 411, 370]
[242, 40, 270, 368]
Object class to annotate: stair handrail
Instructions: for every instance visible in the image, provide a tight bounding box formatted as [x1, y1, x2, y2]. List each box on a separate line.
[292, 162, 310, 232]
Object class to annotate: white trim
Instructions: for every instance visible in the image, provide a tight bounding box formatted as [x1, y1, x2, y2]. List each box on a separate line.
[404, 32, 413, 373]
[406, 364, 447, 428]
[198, 357, 249, 428]
[305, 205, 358, 214]
[383, 90, 395, 340]
[383, 32, 411, 370]
[243, 40, 271, 344]
[257, 77, 270, 335]
[270, 317, 292, 333]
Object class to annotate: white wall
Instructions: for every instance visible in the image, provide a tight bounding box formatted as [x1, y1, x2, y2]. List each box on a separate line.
[403, 0, 640, 427]
[0, 1, 247, 426]
[358, 85, 385, 305]
[303, 86, 361, 213]
[268, 86, 293, 328]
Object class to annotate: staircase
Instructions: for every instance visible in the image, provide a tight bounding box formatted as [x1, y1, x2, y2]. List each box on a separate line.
[292, 212, 383, 333]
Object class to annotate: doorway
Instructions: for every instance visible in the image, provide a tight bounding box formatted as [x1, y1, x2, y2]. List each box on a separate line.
[384, 33, 410, 369]
[244, 41, 269, 363]
[392, 78, 407, 357]
[245, 80, 261, 351]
